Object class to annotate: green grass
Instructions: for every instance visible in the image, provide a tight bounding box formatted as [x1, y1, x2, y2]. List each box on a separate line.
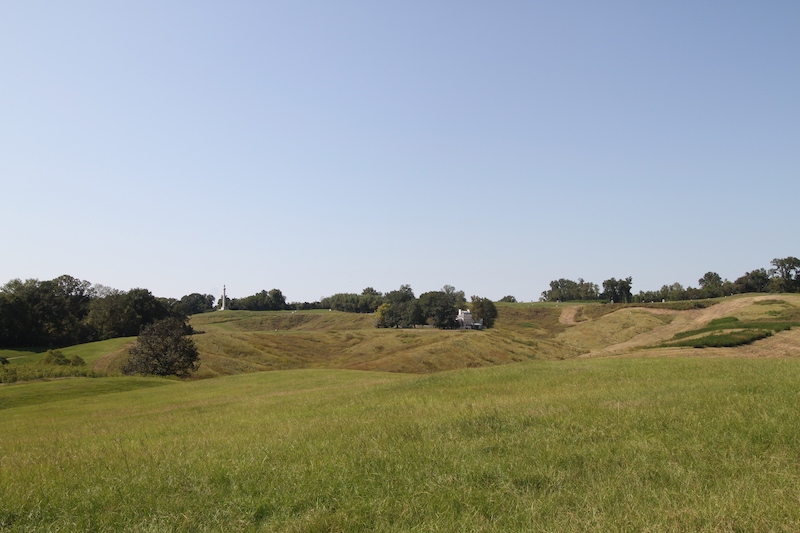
[662, 316, 798, 348]
[0, 376, 175, 410]
[3, 358, 800, 531]
[0, 347, 47, 362]
[0, 339, 138, 383]
[1, 337, 135, 366]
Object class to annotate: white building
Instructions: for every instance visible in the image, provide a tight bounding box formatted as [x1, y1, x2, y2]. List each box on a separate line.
[456, 309, 484, 330]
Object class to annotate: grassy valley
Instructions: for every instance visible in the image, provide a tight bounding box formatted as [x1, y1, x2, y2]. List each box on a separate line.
[3, 358, 800, 531]
[2, 294, 800, 531]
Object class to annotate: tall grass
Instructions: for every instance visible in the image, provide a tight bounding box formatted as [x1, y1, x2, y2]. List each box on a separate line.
[2, 358, 800, 531]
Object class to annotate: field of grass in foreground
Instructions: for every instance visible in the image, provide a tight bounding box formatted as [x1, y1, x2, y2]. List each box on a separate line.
[2, 357, 800, 532]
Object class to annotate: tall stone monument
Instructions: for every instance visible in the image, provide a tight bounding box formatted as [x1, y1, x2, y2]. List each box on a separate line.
[220, 285, 227, 311]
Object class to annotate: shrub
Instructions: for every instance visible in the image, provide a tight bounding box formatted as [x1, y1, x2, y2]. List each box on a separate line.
[39, 349, 68, 366]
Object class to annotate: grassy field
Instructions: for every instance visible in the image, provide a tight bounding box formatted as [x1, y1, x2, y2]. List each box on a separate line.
[1, 337, 135, 366]
[2, 295, 800, 530]
[3, 357, 800, 531]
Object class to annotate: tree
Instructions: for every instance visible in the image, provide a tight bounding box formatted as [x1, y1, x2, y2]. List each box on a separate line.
[122, 317, 200, 377]
[770, 257, 800, 293]
[85, 288, 172, 339]
[419, 291, 458, 329]
[541, 278, 599, 302]
[177, 293, 215, 315]
[470, 296, 498, 328]
[268, 289, 287, 310]
[374, 303, 391, 328]
[698, 272, 724, 298]
[0, 275, 93, 347]
[441, 285, 467, 309]
[381, 300, 424, 328]
[661, 282, 686, 301]
[541, 278, 579, 302]
[601, 277, 633, 303]
[733, 269, 770, 294]
[385, 284, 415, 304]
[355, 288, 383, 313]
[499, 295, 517, 303]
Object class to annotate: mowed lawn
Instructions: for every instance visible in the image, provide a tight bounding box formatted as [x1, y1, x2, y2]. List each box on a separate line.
[2, 357, 800, 532]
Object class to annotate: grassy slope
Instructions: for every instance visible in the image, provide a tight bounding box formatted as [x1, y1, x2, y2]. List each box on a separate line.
[1, 337, 136, 366]
[47, 295, 795, 377]
[196, 296, 800, 372]
[3, 358, 800, 531]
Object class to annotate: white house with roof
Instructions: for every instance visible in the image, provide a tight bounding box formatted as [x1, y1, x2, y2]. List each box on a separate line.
[456, 309, 484, 330]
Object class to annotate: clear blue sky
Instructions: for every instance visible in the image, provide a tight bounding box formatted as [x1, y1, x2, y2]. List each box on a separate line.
[2, 1, 798, 303]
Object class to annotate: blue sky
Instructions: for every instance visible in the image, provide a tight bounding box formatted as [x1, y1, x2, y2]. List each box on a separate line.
[2, 1, 798, 303]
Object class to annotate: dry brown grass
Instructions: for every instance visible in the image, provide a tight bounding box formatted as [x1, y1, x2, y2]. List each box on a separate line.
[93, 296, 800, 377]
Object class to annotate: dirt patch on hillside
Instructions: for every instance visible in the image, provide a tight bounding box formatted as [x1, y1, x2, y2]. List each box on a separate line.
[559, 307, 580, 325]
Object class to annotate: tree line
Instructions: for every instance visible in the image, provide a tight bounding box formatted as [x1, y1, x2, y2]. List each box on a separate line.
[0, 275, 499, 349]
[319, 284, 498, 329]
[540, 256, 800, 303]
[0, 275, 217, 348]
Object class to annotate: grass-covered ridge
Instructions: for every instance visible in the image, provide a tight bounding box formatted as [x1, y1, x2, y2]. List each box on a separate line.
[3, 358, 800, 531]
[5, 295, 798, 381]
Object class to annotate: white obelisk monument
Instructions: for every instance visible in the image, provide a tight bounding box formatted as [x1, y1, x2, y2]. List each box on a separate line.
[220, 285, 227, 311]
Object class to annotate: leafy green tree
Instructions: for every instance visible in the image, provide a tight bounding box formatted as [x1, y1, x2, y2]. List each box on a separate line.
[176, 293, 215, 315]
[419, 291, 458, 329]
[441, 285, 467, 309]
[733, 269, 770, 293]
[268, 289, 287, 310]
[499, 295, 517, 303]
[470, 296, 498, 328]
[698, 272, 724, 298]
[770, 257, 800, 293]
[661, 282, 686, 301]
[0, 275, 93, 347]
[374, 303, 391, 328]
[381, 300, 423, 328]
[541, 278, 599, 302]
[385, 284, 415, 304]
[359, 287, 384, 313]
[327, 293, 361, 313]
[235, 289, 289, 311]
[85, 290, 131, 340]
[85, 288, 172, 339]
[122, 317, 200, 377]
[602, 277, 633, 303]
[0, 356, 8, 365]
[541, 278, 578, 301]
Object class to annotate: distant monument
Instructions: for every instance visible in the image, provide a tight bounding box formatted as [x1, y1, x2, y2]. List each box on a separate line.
[220, 285, 227, 311]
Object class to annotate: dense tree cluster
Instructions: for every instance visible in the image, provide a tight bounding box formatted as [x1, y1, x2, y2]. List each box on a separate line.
[0, 275, 214, 348]
[223, 289, 287, 311]
[318, 287, 384, 313]
[540, 278, 601, 302]
[540, 257, 800, 303]
[370, 285, 495, 329]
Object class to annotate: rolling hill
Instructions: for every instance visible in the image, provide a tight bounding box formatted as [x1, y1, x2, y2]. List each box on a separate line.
[3, 295, 800, 531]
[82, 294, 800, 378]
